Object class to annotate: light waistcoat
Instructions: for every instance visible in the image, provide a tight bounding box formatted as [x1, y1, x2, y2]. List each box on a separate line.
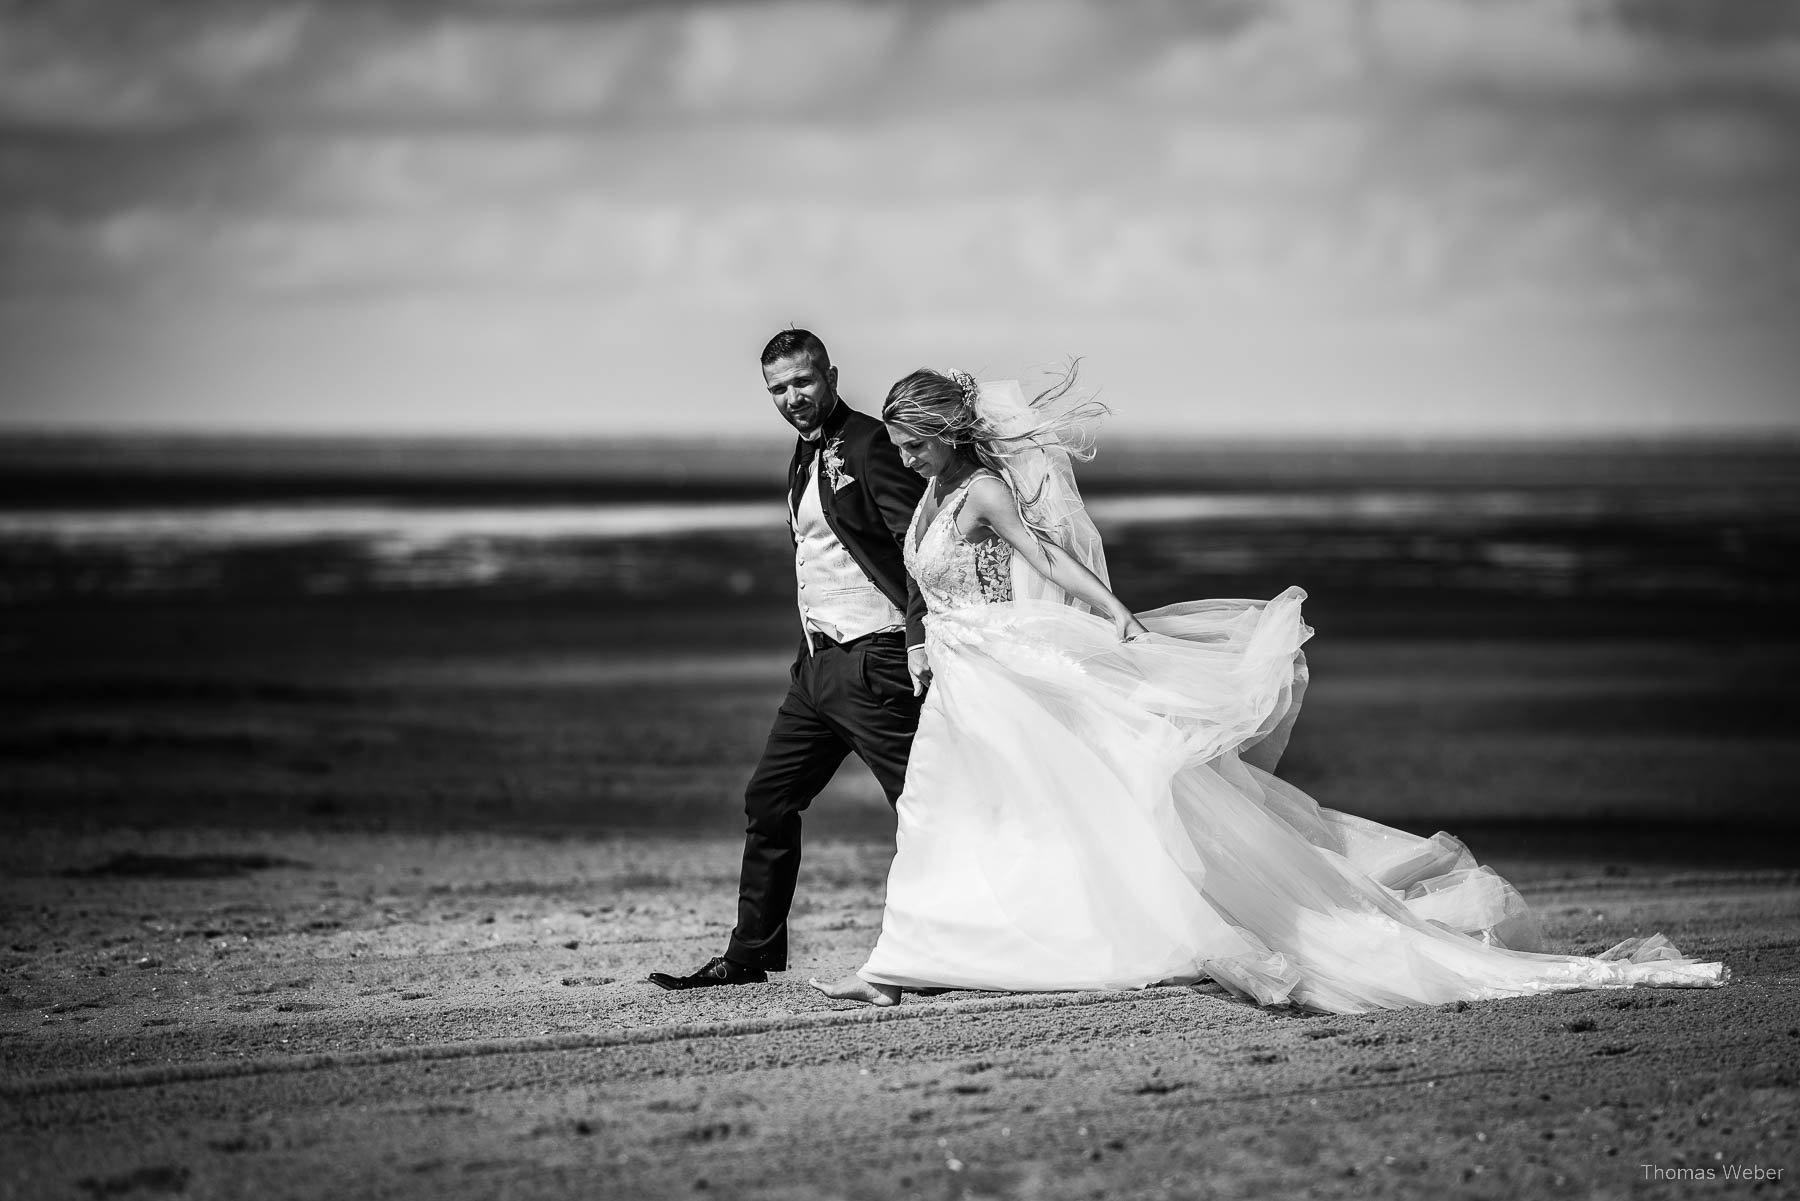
[792, 443, 904, 648]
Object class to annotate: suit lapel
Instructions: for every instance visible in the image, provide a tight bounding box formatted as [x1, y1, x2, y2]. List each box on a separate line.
[815, 401, 853, 527]
[797, 401, 854, 529]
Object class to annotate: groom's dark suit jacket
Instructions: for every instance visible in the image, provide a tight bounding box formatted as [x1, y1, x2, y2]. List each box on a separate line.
[788, 400, 927, 647]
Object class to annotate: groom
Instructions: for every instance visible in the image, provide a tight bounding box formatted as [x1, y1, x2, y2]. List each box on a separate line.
[649, 329, 928, 990]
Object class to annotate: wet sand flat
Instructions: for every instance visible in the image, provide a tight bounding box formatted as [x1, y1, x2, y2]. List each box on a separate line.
[4, 596, 1795, 837]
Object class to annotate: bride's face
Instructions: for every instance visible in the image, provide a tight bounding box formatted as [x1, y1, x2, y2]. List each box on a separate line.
[887, 424, 959, 479]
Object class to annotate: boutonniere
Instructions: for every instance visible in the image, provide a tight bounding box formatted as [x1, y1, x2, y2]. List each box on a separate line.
[822, 438, 855, 493]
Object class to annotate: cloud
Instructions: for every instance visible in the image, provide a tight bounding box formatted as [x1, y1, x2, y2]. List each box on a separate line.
[308, 9, 656, 119]
[664, 1, 910, 112]
[2, 0, 1796, 134]
[1162, 116, 1372, 190]
[1653, 108, 1800, 184]
[2, 0, 1798, 434]
[0, 3, 313, 127]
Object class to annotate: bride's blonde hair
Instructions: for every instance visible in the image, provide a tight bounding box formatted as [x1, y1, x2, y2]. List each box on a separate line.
[881, 363, 1105, 548]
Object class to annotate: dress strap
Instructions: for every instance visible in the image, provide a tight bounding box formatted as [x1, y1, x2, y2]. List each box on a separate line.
[954, 470, 1006, 517]
[949, 471, 1010, 543]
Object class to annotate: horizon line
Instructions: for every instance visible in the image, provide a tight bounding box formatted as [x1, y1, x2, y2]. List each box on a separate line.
[4, 425, 1800, 451]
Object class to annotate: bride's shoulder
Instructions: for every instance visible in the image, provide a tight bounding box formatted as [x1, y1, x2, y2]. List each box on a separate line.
[961, 471, 1016, 513]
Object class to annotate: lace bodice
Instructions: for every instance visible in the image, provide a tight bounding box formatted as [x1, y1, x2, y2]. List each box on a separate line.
[905, 474, 1013, 613]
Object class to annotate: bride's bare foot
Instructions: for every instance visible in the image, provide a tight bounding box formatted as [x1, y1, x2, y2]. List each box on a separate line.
[808, 973, 901, 1006]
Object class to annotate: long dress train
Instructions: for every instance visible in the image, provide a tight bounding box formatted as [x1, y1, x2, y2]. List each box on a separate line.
[855, 474, 1727, 1014]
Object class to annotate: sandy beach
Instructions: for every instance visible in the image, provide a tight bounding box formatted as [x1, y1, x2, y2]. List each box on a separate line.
[2, 826, 1796, 1200]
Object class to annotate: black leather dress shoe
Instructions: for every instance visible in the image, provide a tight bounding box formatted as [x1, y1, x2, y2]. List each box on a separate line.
[647, 955, 769, 991]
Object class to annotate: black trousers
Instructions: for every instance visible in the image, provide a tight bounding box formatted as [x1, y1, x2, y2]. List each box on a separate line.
[726, 630, 922, 970]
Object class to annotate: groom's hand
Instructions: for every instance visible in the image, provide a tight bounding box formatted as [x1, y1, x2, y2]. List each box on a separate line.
[908, 645, 931, 696]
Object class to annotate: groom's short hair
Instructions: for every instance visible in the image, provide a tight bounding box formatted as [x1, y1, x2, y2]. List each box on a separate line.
[761, 328, 830, 369]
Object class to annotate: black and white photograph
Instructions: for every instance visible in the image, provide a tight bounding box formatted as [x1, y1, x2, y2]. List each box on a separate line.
[2, 2, 1797, 1198]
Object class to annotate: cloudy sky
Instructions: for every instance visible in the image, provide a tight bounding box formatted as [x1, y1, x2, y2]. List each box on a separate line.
[2, 0, 1797, 438]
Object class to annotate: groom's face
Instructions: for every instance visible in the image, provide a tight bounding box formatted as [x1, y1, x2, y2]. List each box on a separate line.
[763, 352, 839, 438]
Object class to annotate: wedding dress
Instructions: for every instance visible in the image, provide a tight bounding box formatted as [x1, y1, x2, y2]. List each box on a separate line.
[855, 471, 1727, 1014]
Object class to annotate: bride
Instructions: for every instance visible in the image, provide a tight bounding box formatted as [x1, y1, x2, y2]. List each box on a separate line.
[809, 368, 1727, 1015]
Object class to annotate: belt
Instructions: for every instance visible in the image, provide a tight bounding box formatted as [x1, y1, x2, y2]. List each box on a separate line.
[808, 629, 904, 653]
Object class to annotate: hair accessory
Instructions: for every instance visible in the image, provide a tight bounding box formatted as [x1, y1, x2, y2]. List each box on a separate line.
[946, 369, 982, 413]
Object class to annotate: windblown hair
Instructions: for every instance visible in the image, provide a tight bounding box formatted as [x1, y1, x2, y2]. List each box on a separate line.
[760, 328, 830, 369]
[881, 362, 1106, 549]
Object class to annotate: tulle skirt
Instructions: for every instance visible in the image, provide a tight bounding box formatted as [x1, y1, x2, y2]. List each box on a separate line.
[858, 587, 1727, 1014]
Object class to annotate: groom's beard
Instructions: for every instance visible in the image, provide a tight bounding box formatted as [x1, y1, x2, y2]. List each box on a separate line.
[788, 394, 838, 439]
